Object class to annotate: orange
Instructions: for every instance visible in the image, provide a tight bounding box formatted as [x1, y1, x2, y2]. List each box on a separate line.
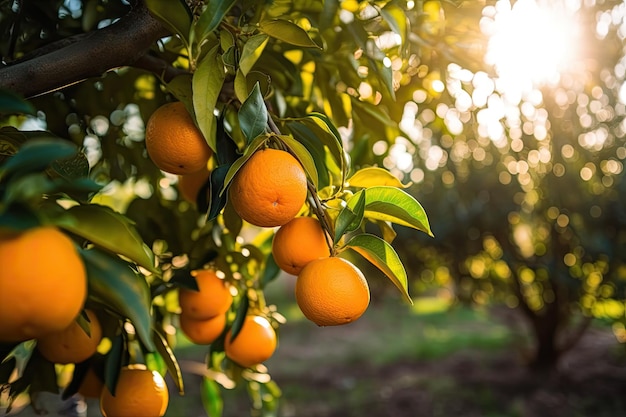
[178, 165, 211, 204]
[224, 315, 277, 368]
[78, 367, 104, 399]
[229, 148, 307, 227]
[272, 216, 331, 275]
[179, 313, 226, 345]
[37, 310, 102, 364]
[178, 269, 233, 320]
[145, 102, 213, 175]
[0, 227, 87, 342]
[295, 257, 370, 326]
[100, 364, 169, 417]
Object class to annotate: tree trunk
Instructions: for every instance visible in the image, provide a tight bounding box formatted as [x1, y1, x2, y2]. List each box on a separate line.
[527, 309, 562, 371]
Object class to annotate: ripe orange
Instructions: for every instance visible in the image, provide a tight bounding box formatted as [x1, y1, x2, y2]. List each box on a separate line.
[145, 101, 213, 175]
[224, 315, 277, 368]
[0, 227, 87, 342]
[178, 269, 233, 320]
[179, 313, 226, 345]
[295, 257, 370, 326]
[178, 165, 211, 204]
[37, 310, 102, 364]
[229, 148, 307, 227]
[100, 364, 169, 417]
[272, 216, 331, 275]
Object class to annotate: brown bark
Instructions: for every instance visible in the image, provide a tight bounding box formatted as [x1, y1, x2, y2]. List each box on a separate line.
[0, 2, 170, 98]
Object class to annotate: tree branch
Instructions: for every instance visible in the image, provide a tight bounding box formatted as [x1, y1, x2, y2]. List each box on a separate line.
[0, 1, 170, 98]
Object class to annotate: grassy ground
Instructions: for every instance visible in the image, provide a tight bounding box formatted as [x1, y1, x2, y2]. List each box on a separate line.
[8, 279, 626, 417]
[162, 279, 626, 417]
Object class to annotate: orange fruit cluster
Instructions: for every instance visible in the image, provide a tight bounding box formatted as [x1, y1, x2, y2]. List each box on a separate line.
[271, 216, 371, 326]
[177, 270, 277, 368]
[178, 269, 232, 345]
[100, 364, 169, 417]
[0, 227, 87, 342]
[229, 148, 307, 227]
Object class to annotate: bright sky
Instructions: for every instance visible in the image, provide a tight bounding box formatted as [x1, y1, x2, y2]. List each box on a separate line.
[483, 0, 583, 97]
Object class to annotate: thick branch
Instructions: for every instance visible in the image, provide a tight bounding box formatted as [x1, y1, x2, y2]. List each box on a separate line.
[0, 2, 169, 98]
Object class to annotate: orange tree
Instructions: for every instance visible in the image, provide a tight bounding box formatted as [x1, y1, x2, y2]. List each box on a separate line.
[0, 0, 460, 415]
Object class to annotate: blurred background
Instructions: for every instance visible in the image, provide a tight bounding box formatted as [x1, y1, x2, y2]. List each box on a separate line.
[3, 0, 626, 416]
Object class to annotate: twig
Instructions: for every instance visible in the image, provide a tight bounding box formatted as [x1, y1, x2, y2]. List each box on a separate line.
[308, 180, 335, 254]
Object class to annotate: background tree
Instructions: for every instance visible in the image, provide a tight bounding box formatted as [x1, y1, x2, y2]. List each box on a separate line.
[394, 0, 626, 369]
[0, 0, 437, 415]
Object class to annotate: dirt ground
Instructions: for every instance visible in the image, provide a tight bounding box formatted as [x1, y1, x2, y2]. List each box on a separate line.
[170, 307, 626, 417]
[270, 327, 626, 417]
[8, 304, 626, 417]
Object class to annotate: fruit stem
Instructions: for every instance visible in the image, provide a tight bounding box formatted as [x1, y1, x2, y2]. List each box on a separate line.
[307, 181, 335, 255]
[266, 113, 281, 136]
[266, 112, 336, 254]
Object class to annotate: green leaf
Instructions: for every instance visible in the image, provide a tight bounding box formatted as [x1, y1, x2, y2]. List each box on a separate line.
[306, 113, 347, 179]
[277, 134, 318, 189]
[259, 19, 321, 48]
[2, 174, 60, 206]
[206, 164, 230, 221]
[58, 204, 157, 274]
[284, 113, 346, 187]
[238, 83, 268, 144]
[239, 34, 270, 76]
[380, 4, 408, 50]
[195, 0, 237, 44]
[334, 190, 365, 244]
[0, 138, 77, 180]
[234, 69, 249, 103]
[0, 90, 36, 116]
[343, 234, 412, 303]
[260, 252, 281, 288]
[201, 377, 224, 417]
[285, 122, 330, 188]
[222, 45, 237, 72]
[362, 186, 432, 236]
[165, 73, 194, 103]
[221, 134, 268, 194]
[350, 98, 397, 128]
[103, 333, 125, 396]
[375, 219, 397, 244]
[347, 167, 412, 189]
[144, 0, 192, 45]
[153, 330, 184, 395]
[81, 247, 156, 352]
[215, 115, 240, 166]
[371, 57, 396, 100]
[49, 151, 90, 181]
[193, 45, 226, 153]
[228, 295, 250, 343]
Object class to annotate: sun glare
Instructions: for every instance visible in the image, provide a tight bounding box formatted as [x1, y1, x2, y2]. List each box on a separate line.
[483, 0, 582, 94]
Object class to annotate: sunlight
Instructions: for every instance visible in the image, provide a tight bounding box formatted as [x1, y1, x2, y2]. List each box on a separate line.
[483, 0, 582, 94]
